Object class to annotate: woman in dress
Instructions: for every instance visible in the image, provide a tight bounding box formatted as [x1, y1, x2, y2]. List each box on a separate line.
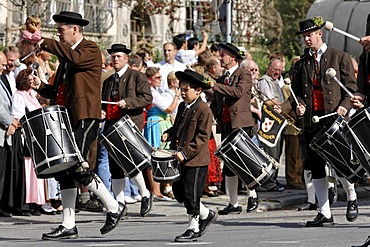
[12, 67, 46, 215]
[143, 67, 181, 200]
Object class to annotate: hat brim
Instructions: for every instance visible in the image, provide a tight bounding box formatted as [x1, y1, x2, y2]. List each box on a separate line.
[175, 71, 211, 90]
[219, 43, 244, 59]
[107, 48, 132, 55]
[53, 15, 89, 26]
[295, 24, 324, 35]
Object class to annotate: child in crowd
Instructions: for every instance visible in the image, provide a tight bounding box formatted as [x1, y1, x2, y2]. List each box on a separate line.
[162, 70, 217, 242]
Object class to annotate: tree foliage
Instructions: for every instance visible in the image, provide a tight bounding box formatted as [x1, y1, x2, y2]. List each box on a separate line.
[274, 0, 315, 59]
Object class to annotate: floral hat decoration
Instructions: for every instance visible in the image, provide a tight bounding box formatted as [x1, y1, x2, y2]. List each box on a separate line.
[295, 16, 326, 35]
[175, 69, 211, 90]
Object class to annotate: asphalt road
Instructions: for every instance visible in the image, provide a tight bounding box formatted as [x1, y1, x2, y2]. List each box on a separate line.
[1, 195, 370, 247]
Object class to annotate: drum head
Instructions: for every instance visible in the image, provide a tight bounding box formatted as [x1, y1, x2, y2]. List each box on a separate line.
[152, 150, 176, 160]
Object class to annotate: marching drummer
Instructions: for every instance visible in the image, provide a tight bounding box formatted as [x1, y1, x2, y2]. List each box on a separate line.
[162, 70, 217, 242]
[101, 43, 153, 217]
[292, 16, 358, 228]
[34, 11, 125, 240]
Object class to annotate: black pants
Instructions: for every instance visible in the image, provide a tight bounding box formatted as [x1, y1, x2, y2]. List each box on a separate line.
[302, 121, 328, 179]
[173, 165, 208, 215]
[57, 119, 100, 190]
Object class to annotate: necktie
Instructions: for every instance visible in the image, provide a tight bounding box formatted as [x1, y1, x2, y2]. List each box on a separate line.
[224, 71, 230, 85]
[110, 73, 120, 100]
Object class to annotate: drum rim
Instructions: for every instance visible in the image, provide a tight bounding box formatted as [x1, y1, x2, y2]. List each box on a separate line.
[20, 105, 67, 124]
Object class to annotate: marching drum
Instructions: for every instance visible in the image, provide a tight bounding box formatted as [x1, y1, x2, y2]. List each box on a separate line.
[151, 149, 180, 183]
[342, 108, 370, 174]
[20, 105, 82, 178]
[98, 115, 152, 178]
[309, 116, 366, 183]
[215, 128, 279, 190]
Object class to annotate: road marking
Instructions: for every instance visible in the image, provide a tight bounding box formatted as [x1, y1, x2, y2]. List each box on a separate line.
[166, 242, 213, 245]
[260, 241, 300, 244]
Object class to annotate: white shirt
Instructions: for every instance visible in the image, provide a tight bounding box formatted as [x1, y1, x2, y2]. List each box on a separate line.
[175, 49, 196, 66]
[155, 60, 186, 92]
[151, 87, 173, 112]
[12, 90, 41, 119]
[309, 43, 328, 62]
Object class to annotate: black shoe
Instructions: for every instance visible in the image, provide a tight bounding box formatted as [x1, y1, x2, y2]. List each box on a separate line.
[78, 199, 104, 212]
[174, 229, 201, 242]
[270, 184, 285, 192]
[218, 204, 242, 215]
[30, 208, 41, 216]
[306, 213, 334, 227]
[42, 225, 78, 240]
[247, 197, 259, 213]
[0, 209, 12, 217]
[329, 186, 337, 206]
[100, 202, 127, 235]
[298, 202, 317, 211]
[346, 200, 358, 222]
[140, 194, 153, 217]
[352, 236, 370, 247]
[199, 210, 218, 236]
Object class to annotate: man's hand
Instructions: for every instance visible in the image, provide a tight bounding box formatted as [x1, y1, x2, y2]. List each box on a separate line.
[296, 103, 306, 116]
[351, 95, 365, 109]
[117, 99, 126, 109]
[360, 36, 370, 52]
[336, 106, 348, 116]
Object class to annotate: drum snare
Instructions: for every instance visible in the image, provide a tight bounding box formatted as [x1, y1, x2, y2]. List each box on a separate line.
[151, 149, 180, 183]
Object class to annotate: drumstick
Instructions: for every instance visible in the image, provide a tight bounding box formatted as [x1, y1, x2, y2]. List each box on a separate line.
[312, 112, 337, 123]
[101, 100, 118, 105]
[325, 21, 360, 42]
[325, 68, 354, 98]
[157, 149, 176, 156]
[284, 78, 299, 105]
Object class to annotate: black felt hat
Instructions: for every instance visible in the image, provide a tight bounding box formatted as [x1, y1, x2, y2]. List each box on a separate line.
[53, 11, 89, 26]
[107, 44, 132, 55]
[175, 69, 211, 90]
[295, 16, 325, 35]
[219, 42, 244, 59]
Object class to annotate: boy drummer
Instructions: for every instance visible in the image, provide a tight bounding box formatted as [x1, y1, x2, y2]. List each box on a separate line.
[162, 70, 217, 242]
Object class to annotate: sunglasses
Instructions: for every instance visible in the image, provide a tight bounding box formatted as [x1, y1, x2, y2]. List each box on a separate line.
[250, 68, 258, 72]
[153, 76, 162, 79]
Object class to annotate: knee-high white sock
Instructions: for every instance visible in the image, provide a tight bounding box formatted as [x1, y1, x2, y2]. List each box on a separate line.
[188, 214, 200, 232]
[247, 189, 257, 198]
[312, 178, 331, 218]
[86, 175, 119, 213]
[338, 177, 357, 201]
[304, 170, 316, 204]
[111, 178, 126, 204]
[226, 176, 238, 206]
[133, 172, 150, 198]
[61, 188, 77, 229]
[199, 201, 210, 220]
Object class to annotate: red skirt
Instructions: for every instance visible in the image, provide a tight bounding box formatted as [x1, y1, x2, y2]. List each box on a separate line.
[206, 137, 222, 185]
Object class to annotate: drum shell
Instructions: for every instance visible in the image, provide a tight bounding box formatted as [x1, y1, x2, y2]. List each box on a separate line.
[309, 116, 366, 183]
[98, 115, 152, 177]
[342, 108, 370, 174]
[151, 150, 180, 183]
[20, 105, 81, 178]
[215, 128, 277, 190]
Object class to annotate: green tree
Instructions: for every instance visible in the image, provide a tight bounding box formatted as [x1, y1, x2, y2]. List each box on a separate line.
[275, 0, 315, 59]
